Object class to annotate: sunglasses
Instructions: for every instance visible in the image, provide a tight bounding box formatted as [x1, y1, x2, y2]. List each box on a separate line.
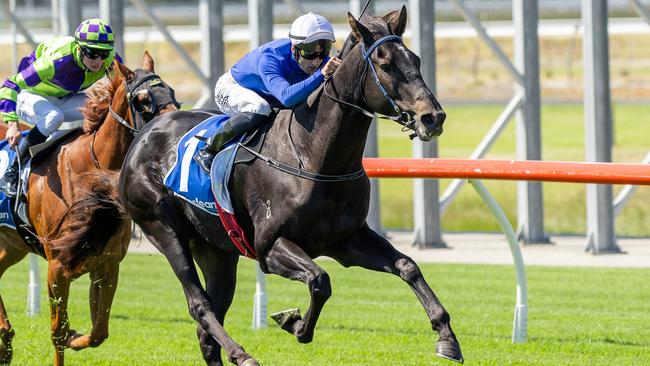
[81, 47, 111, 60]
[298, 49, 327, 60]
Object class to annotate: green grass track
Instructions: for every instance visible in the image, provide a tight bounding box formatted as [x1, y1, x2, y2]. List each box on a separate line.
[3, 254, 648, 365]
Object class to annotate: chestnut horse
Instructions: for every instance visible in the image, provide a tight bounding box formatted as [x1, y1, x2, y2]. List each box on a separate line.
[0, 52, 179, 365]
[120, 8, 462, 366]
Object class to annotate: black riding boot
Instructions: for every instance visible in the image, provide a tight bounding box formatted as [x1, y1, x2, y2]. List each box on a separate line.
[0, 128, 47, 197]
[194, 112, 267, 173]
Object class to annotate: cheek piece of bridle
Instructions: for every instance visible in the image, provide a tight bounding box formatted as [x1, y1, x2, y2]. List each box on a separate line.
[95, 73, 180, 169]
[108, 73, 181, 135]
[324, 34, 417, 138]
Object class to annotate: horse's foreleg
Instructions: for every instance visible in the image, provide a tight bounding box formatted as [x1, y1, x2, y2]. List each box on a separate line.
[192, 244, 239, 366]
[67, 261, 120, 351]
[140, 219, 256, 366]
[48, 261, 77, 366]
[328, 225, 463, 364]
[0, 244, 28, 363]
[264, 237, 331, 344]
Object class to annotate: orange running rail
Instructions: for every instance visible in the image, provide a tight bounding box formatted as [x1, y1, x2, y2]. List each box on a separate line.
[362, 158, 650, 185]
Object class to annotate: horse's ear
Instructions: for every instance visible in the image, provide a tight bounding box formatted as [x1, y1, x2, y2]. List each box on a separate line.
[347, 12, 374, 46]
[383, 5, 408, 37]
[142, 50, 155, 72]
[116, 62, 136, 82]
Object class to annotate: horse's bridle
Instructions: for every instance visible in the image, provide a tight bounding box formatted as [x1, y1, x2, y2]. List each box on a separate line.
[241, 36, 415, 183]
[324, 34, 416, 133]
[108, 73, 181, 136]
[94, 72, 180, 169]
[245, 35, 421, 183]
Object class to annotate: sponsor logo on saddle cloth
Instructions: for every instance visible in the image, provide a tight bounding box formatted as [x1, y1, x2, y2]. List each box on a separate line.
[163, 115, 256, 258]
[0, 132, 32, 229]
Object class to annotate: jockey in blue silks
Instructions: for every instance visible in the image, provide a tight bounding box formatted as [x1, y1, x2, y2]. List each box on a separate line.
[194, 12, 342, 173]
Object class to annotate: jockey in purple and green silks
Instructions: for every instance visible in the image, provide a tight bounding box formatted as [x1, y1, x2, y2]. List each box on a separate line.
[0, 18, 122, 197]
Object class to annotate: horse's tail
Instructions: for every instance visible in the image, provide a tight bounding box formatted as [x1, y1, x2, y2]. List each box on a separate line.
[43, 170, 126, 278]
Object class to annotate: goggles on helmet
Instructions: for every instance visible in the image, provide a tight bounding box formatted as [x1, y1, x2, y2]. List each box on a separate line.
[295, 40, 332, 60]
[81, 46, 112, 60]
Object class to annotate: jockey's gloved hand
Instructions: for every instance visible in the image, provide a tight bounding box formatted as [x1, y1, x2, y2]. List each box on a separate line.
[5, 122, 22, 148]
[321, 57, 342, 79]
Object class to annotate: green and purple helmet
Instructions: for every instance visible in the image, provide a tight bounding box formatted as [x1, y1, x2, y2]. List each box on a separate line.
[74, 18, 114, 51]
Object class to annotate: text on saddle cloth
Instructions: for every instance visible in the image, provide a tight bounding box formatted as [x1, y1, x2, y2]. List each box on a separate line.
[163, 114, 255, 258]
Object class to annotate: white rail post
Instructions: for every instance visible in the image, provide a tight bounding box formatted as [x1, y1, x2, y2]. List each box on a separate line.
[27, 253, 40, 316]
[250, 0, 273, 329]
[470, 180, 528, 343]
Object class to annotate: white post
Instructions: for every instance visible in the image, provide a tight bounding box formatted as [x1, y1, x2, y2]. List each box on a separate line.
[251, 262, 267, 328]
[27, 254, 40, 316]
[249, 0, 273, 329]
[470, 180, 528, 343]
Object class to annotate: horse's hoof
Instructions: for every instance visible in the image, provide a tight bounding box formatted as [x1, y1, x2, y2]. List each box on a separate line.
[435, 340, 464, 364]
[240, 358, 260, 366]
[0, 328, 15, 364]
[270, 308, 302, 333]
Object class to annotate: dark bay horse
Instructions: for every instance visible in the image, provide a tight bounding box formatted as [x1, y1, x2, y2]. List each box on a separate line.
[0, 52, 178, 366]
[120, 8, 463, 365]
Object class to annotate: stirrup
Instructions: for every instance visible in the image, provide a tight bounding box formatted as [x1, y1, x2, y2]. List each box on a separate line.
[193, 148, 215, 174]
[0, 170, 19, 198]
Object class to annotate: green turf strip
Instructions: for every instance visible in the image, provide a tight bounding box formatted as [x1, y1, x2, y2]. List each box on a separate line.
[2, 253, 648, 365]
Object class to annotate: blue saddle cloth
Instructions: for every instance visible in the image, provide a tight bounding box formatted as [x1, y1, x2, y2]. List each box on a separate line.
[0, 131, 31, 229]
[163, 114, 242, 216]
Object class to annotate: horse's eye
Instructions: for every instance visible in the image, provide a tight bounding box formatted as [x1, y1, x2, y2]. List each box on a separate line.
[379, 64, 392, 73]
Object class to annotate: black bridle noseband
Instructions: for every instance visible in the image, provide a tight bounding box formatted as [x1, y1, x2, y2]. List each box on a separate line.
[108, 72, 181, 136]
[94, 71, 180, 169]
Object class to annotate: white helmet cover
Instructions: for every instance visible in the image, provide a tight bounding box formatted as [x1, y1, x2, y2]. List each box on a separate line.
[289, 12, 336, 46]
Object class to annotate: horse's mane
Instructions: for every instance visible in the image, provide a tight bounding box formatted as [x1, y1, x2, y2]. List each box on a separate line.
[79, 74, 118, 134]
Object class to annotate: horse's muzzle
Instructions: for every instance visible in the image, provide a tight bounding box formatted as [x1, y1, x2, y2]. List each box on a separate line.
[415, 111, 445, 141]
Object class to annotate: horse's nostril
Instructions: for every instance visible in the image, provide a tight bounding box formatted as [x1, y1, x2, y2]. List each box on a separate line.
[436, 110, 446, 124]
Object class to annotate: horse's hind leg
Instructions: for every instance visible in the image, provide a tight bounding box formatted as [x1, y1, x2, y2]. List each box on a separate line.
[327, 225, 463, 364]
[264, 237, 331, 344]
[192, 242, 239, 366]
[0, 243, 29, 363]
[138, 219, 256, 366]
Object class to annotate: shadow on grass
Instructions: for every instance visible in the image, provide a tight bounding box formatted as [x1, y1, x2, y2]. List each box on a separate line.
[527, 335, 650, 348]
[111, 313, 194, 325]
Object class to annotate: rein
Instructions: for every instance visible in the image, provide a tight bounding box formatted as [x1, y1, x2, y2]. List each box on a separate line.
[324, 35, 416, 135]
[238, 143, 366, 183]
[92, 72, 178, 169]
[108, 73, 167, 136]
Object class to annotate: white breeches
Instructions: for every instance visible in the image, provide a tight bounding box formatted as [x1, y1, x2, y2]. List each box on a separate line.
[213, 70, 272, 116]
[15, 91, 87, 136]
